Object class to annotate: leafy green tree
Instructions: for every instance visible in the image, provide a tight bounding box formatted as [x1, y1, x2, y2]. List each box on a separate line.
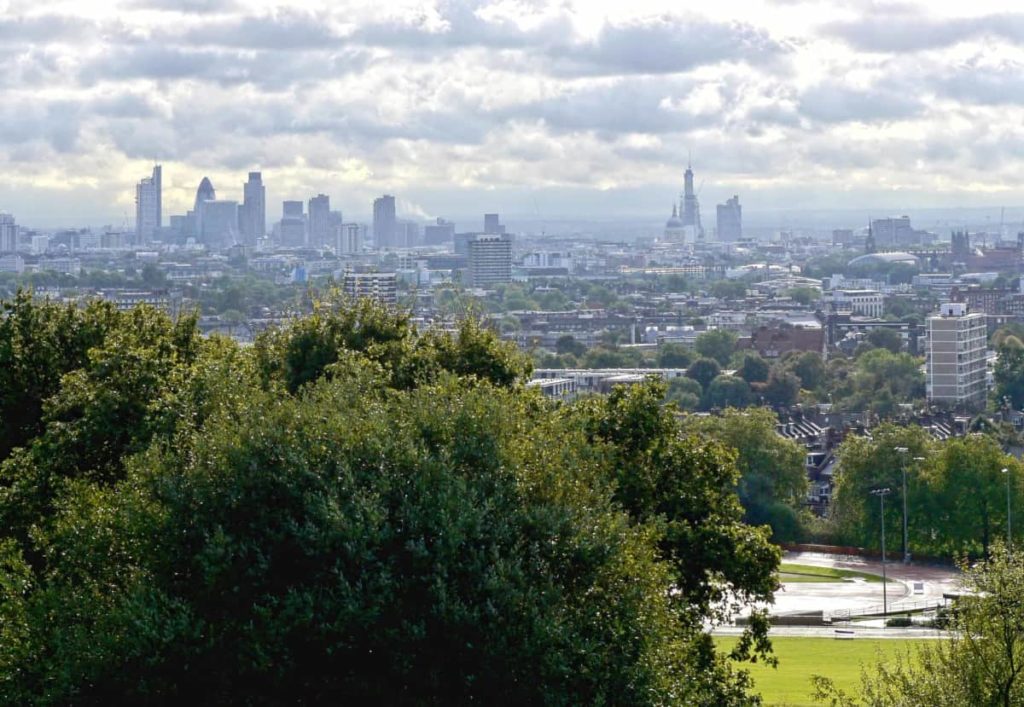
[657, 342, 692, 368]
[0, 291, 120, 462]
[995, 343, 1024, 409]
[866, 327, 903, 354]
[814, 544, 1024, 706]
[784, 287, 818, 306]
[737, 353, 770, 384]
[665, 377, 703, 411]
[687, 357, 722, 392]
[762, 370, 800, 408]
[710, 280, 747, 300]
[555, 334, 586, 357]
[682, 409, 808, 541]
[704, 375, 753, 410]
[695, 329, 738, 367]
[784, 351, 826, 390]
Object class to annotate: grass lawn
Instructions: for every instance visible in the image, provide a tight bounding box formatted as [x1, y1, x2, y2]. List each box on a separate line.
[779, 563, 886, 583]
[714, 636, 924, 707]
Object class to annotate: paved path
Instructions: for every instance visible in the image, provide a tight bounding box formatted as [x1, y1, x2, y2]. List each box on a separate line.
[771, 551, 960, 618]
[714, 624, 948, 640]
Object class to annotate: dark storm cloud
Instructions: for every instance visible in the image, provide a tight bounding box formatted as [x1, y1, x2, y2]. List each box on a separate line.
[824, 13, 1024, 52]
[798, 83, 923, 123]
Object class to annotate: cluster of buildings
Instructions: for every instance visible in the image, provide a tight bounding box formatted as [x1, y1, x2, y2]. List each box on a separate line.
[661, 163, 742, 244]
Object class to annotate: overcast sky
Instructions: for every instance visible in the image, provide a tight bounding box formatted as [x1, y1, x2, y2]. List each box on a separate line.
[3, 0, 1024, 227]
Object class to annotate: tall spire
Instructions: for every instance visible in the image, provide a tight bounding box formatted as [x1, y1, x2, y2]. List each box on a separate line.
[672, 203, 677, 218]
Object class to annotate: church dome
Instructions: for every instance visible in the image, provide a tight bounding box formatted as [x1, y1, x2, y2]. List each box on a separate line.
[665, 203, 683, 229]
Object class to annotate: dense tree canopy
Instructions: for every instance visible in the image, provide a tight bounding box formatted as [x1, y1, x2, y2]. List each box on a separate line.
[695, 330, 738, 367]
[0, 290, 780, 706]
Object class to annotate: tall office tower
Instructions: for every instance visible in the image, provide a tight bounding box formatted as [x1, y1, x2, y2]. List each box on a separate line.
[424, 218, 455, 246]
[926, 302, 987, 410]
[951, 231, 971, 261]
[0, 213, 15, 252]
[373, 195, 397, 249]
[468, 234, 512, 287]
[307, 194, 331, 248]
[342, 271, 398, 305]
[279, 200, 305, 247]
[483, 213, 506, 235]
[200, 200, 239, 249]
[193, 177, 216, 238]
[716, 195, 742, 242]
[135, 165, 162, 244]
[681, 162, 703, 240]
[240, 172, 266, 245]
[336, 223, 362, 254]
[395, 219, 419, 248]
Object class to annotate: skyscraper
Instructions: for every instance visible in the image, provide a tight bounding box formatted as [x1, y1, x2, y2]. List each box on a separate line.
[200, 201, 239, 249]
[716, 195, 742, 242]
[484, 213, 505, 235]
[308, 194, 331, 248]
[240, 172, 266, 245]
[135, 165, 161, 244]
[681, 162, 703, 240]
[280, 200, 305, 247]
[0, 213, 16, 253]
[373, 195, 397, 249]
[193, 177, 216, 239]
[468, 234, 512, 287]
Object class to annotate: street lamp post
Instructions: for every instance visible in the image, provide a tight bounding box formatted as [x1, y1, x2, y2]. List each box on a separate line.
[871, 487, 891, 619]
[895, 447, 910, 564]
[1003, 467, 1012, 547]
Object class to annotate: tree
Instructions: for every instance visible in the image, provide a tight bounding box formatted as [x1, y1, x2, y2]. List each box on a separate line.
[703, 375, 753, 410]
[686, 357, 721, 392]
[665, 377, 704, 411]
[866, 327, 902, 354]
[695, 330, 738, 367]
[657, 342, 692, 368]
[995, 343, 1024, 410]
[784, 287, 818, 306]
[814, 544, 1024, 706]
[682, 409, 808, 541]
[710, 280, 747, 300]
[762, 370, 800, 408]
[0, 296, 782, 705]
[783, 351, 826, 391]
[737, 353, 770, 384]
[555, 334, 586, 357]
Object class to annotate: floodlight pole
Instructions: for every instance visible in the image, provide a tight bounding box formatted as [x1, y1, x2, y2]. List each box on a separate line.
[871, 488, 891, 619]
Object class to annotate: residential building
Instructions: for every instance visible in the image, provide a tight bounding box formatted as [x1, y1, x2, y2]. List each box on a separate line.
[336, 223, 362, 254]
[468, 234, 512, 287]
[342, 271, 397, 306]
[135, 165, 161, 243]
[828, 289, 884, 318]
[926, 302, 987, 410]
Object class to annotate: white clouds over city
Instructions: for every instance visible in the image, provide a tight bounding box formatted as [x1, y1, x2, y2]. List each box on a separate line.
[2, 0, 1024, 224]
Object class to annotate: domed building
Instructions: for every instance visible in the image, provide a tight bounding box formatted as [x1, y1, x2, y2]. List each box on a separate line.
[194, 177, 216, 212]
[663, 203, 685, 243]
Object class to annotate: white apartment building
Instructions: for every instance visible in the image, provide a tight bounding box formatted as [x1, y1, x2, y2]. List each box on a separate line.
[926, 302, 988, 409]
[829, 289, 885, 318]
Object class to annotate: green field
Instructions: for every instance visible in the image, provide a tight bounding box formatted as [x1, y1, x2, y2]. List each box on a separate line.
[715, 636, 925, 706]
[778, 563, 885, 583]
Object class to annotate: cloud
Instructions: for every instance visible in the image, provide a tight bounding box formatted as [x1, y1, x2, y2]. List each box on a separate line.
[798, 82, 924, 123]
[824, 13, 1024, 52]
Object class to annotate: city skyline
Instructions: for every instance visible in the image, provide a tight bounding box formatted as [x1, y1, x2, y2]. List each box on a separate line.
[4, 1, 1024, 225]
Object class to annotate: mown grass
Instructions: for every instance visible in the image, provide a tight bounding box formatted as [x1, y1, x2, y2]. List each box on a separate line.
[715, 636, 925, 707]
[779, 562, 886, 583]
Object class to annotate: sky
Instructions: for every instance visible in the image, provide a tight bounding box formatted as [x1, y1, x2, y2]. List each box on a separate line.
[3, 0, 1024, 227]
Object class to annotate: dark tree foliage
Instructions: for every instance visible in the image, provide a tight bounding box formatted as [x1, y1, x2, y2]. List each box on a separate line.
[737, 353, 770, 384]
[686, 357, 722, 392]
[0, 292, 779, 706]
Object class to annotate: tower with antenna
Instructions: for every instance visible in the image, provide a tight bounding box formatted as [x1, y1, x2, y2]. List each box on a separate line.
[681, 155, 704, 241]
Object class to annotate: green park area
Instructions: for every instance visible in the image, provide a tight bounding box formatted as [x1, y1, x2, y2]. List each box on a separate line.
[778, 562, 886, 583]
[714, 636, 926, 707]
